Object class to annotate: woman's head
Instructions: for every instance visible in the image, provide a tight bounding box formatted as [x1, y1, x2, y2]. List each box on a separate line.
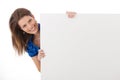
[9, 8, 37, 55]
[18, 15, 38, 34]
[9, 8, 38, 34]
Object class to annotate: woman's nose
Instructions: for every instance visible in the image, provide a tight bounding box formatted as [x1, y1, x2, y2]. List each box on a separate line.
[27, 24, 32, 29]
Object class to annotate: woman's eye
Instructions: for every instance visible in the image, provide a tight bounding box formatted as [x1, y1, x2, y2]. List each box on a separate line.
[22, 25, 26, 28]
[28, 19, 32, 23]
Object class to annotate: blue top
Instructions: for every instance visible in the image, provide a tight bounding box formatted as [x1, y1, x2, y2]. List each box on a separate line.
[26, 23, 40, 57]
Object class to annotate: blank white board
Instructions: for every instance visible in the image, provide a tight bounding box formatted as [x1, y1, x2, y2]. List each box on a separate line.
[40, 14, 120, 80]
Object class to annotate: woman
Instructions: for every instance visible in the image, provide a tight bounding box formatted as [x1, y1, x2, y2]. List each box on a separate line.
[9, 8, 76, 72]
[9, 8, 45, 72]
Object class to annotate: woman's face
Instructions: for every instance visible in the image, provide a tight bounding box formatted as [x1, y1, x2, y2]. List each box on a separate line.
[18, 15, 38, 34]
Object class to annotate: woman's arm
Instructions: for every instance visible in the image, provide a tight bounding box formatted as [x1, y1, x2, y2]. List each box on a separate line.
[31, 50, 45, 72]
[32, 55, 41, 72]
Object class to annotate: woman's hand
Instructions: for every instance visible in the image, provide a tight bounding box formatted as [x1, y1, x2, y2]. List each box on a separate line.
[66, 11, 77, 18]
[38, 49, 45, 61]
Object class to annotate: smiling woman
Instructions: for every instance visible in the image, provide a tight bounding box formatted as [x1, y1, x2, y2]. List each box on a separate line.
[9, 8, 77, 73]
[9, 8, 45, 72]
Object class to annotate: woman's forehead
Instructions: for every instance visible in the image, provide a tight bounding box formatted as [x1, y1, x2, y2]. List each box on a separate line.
[18, 16, 33, 26]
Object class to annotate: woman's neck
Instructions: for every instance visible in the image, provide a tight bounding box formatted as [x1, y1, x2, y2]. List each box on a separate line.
[33, 23, 40, 41]
[34, 30, 40, 38]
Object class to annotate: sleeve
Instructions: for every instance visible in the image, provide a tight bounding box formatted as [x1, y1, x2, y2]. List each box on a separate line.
[26, 40, 40, 57]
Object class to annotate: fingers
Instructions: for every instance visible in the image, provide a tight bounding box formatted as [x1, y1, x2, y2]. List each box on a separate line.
[38, 49, 46, 61]
[66, 11, 77, 18]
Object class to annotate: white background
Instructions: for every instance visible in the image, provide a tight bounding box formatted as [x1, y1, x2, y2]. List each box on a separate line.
[0, 0, 120, 80]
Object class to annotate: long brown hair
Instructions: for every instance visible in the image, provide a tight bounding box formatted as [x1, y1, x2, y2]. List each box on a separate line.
[9, 8, 33, 55]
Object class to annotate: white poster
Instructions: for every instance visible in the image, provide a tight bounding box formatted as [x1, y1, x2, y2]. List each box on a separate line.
[40, 14, 120, 80]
